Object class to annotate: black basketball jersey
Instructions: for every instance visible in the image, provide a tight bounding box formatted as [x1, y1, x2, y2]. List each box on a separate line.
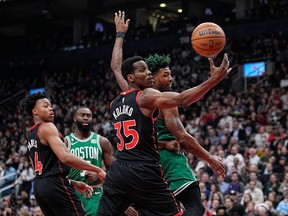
[27, 123, 70, 178]
[110, 89, 159, 163]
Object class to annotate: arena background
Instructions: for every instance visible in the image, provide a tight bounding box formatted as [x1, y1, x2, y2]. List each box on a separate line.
[0, 0, 288, 215]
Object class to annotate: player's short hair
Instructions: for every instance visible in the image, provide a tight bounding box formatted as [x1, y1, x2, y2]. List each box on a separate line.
[145, 53, 171, 74]
[73, 106, 91, 116]
[121, 56, 144, 81]
[21, 92, 47, 117]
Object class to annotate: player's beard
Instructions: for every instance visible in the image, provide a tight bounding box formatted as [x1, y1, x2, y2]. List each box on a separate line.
[76, 120, 92, 132]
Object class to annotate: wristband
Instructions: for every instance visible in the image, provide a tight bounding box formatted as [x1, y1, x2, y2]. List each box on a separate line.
[116, 32, 125, 38]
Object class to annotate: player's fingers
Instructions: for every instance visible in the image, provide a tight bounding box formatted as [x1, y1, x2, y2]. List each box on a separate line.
[126, 19, 130, 26]
[208, 58, 214, 68]
[226, 67, 232, 75]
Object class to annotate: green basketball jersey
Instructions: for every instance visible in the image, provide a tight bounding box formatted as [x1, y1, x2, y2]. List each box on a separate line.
[156, 118, 197, 195]
[66, 132, 103, 216]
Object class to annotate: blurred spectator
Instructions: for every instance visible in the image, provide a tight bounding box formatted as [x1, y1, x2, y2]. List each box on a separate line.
[28, 195, 38, 213]
[19, 206, 31, 216]
[279, 172, 288, 193]
[185, 119, 199, 135]
[248, 148, 261, 166]
[254, 203, 270, 216]
[244, 171, 263, 190]
[199, 181, 210, 202]
[254, 126, 270, 151]
[276, 189, 288, 216]
[241, 180, 264, 205]
[223, 146, 245, 176]
[217, 175, 229, 196]
[229, 204, 246, 216]
[263, 173, 281, 197]
[266, 191, 279, 209]
[224, 197, 234, 214]
[230, 119, 246, 145]
[228, 190, 241, 205]
[218, 108, 233, 132]
[260, 162, 274, 185]
[17, 160, 34, 196]
[241, 193, 253, 208]
[207, 199, 220, 216]
[218, 135, 229, 151]
[207, 126, 220, 147]
[264, 200, 278, 216]
[216, 206, 228, 216]
[0, 160, 16, 197]
[228, 172, 245, 199]
[13, 195, 27, 214]
[245, 201, 255, 216]
[32, 206, 43, 216]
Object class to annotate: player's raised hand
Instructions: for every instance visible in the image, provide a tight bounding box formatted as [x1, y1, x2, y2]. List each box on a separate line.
[115, 10, 130, 33]
[208, 53, 231, 83]
[208, 155, 226, 178]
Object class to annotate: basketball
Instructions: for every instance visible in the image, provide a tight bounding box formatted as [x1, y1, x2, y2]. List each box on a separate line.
[191, 22, 226, 57]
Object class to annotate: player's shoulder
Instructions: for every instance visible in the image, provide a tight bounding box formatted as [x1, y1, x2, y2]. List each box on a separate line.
[39, 122, 58, 133]
[142, 87, 161, 94]
[140, 87, 161, 99]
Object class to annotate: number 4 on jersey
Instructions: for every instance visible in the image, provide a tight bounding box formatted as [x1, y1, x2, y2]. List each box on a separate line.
[114, 120, 139, 151]
[34, 152, 43, 175]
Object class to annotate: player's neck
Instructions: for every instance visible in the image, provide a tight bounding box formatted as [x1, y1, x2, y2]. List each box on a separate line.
[73, 130, 91, 140]
[34, 118, 49, 124]
[129, 84, 141, 90]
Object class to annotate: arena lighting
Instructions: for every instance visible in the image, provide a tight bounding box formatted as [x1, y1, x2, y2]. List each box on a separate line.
[178, 9, 183, 13]
[160, 3, 166, 7]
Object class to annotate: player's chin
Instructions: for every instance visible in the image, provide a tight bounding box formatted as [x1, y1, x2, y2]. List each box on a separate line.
[48, 115, 54, 121]
[147, 82, 154, 87]
[166, 85, 172, 91]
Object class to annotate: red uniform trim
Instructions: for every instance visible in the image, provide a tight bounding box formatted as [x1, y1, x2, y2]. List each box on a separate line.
[29, 122, 41, 131]
[58, 160, 82, 216]
[120, 89, 140, 95]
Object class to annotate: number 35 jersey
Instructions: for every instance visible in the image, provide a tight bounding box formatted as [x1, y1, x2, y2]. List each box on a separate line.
[27, 123, 70, 178]
[110, 89, 159, 163]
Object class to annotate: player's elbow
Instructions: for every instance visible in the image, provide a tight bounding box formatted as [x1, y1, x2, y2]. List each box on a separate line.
[175, 133, 189, 147]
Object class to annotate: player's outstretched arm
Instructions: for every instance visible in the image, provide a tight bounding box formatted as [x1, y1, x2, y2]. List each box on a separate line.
[111, 10, 130, 92]
[139, 54, 231, 110]
[40, 123, 106, 181]
[162, 108, 225, 178]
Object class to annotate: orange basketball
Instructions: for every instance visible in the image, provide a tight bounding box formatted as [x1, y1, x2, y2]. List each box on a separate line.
[191, 22, 226, 57]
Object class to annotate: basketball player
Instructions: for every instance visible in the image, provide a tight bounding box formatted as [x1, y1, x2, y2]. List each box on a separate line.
[109, 11, 231, 216]
[65, 107, 138, 216]
[96, 11, 230, 216]
[65, 107, 114, 216]
[21, 92, 106, 216]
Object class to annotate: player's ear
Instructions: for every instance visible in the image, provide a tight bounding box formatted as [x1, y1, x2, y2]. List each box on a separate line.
[32, 108, 38, 116]
[127, 74, 134, 82]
